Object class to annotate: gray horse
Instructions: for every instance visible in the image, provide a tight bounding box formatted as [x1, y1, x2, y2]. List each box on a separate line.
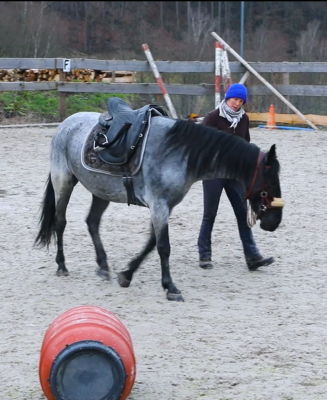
[35, 100, 284, 302]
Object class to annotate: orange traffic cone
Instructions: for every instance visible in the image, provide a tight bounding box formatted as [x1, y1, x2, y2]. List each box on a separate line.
[266, 104, 276, 128]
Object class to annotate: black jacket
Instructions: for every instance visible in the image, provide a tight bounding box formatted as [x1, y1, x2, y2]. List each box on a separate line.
[201, 108, 250, 142]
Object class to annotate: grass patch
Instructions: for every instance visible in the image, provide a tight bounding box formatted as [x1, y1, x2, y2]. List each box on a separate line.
[0, 91, 133, 122]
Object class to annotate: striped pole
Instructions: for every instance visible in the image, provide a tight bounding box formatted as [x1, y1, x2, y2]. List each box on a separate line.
[142, 44, 178, 119]
[215, 42, 223, 108]
[221, 47, 232, 93]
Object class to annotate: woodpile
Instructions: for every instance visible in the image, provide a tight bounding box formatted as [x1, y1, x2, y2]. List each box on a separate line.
[0, 69, 135, 83]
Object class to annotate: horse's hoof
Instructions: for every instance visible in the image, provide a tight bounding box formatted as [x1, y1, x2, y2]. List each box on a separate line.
[117, 272, 131, 288]
[57, 270, 69, 277]
[166, 292, 184, 302]
[97, 268, 110, 281]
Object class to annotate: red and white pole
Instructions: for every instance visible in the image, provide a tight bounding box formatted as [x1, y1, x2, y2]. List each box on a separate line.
[221, 47, 232, 93]
[215, 42, 223, 108]
[142, 43, 178, 119]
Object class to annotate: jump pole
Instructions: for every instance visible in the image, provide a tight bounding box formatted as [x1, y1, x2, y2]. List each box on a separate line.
[215, 42, 223, 108]
[211, 32, 318, 131]
[142, 43, 178, 119]
[221, 46, 232, 93]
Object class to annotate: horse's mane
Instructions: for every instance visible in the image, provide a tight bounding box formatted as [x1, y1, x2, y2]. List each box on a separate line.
[164, 119, 260, 180]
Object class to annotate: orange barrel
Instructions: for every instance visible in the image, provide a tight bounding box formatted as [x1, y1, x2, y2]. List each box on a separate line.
[39, 305, 136, 400]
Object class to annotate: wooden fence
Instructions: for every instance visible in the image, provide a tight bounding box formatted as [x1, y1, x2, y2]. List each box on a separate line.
[1, 58, 327, 124]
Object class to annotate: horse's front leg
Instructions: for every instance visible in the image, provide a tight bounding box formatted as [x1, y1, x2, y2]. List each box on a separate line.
[154, 215, 184, 302]
[117, 223, 157, 288]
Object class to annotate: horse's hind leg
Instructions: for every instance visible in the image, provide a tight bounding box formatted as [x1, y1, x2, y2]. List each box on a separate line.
[117, 223, 156, 287]
[52, 173, 78, 276]
[86, 194, 110, 280]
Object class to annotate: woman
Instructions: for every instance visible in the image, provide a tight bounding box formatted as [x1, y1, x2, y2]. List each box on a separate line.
[197, 83, 274, 271]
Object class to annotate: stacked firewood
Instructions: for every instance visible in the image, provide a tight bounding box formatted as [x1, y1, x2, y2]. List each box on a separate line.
[0, 69, 135, 83]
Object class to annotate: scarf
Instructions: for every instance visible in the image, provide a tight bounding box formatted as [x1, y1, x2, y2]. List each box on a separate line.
[219, 100, 245, 129]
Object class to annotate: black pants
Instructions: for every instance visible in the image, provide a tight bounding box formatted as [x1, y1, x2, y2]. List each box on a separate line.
[197, 178, 260, 260]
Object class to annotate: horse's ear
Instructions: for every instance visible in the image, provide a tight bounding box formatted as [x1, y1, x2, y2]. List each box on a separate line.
[266, 144, 276, 164]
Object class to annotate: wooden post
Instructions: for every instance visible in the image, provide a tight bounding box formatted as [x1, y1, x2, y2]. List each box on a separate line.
[142, 43, 178, 118]
[282, 72, 290, 113]
[59, 69, 66, 121]
[211, 31, 319, 130]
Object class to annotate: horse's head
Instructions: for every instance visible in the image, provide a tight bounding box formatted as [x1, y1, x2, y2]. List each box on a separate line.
[246, 144, 284, 232]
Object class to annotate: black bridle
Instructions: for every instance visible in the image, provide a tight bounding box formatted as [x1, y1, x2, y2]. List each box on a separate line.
[245, 151, 284, 219]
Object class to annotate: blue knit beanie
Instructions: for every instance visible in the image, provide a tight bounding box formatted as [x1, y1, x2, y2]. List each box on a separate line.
[225, 83, 247, 104]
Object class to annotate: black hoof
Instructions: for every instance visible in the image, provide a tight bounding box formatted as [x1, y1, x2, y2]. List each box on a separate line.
[97, 268, 110, 281]
[166, 292, 185, 302]
[247, 256, 275, 271]
[117, 272, 131, 288]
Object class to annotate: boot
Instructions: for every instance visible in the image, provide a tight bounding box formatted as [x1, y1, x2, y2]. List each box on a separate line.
[240, 232, 275, 271]
[199, 258, 213, 269]
[246, 254, 275, 271]
[198, 221, 214, 270]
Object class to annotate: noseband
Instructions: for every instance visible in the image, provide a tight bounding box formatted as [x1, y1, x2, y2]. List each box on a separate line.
[245, 150, 284, 220]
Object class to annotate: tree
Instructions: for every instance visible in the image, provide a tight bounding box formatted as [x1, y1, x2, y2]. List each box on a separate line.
[296, 20, 323, 61]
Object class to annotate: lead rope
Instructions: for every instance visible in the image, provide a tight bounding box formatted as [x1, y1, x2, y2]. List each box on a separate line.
[246, 200, 257, 228]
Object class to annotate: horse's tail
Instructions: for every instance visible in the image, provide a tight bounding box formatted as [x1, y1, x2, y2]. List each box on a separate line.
[35, 173, 56, 248]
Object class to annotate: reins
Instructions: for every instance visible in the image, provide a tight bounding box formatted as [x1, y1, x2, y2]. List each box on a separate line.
[245, 150, 285, 228]
[245, 150, 265, 200]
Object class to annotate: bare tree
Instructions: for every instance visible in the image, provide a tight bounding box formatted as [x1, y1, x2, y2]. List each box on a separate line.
[160, 1, 164, 29]
[186, 5, 216, 60]
[252, 24, 269, 61]
[296, 20, 321, 61]
[176, 1, 179, 31]
[32, 2, 51, 57]
[19, 1, 29, 57]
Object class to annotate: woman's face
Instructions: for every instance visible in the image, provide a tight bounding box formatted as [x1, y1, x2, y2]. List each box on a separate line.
[226, 97, 244, 111]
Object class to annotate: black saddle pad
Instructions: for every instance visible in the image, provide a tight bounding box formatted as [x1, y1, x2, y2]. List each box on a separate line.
[82, 122, 146, 177]
[94, 98, 169, 165]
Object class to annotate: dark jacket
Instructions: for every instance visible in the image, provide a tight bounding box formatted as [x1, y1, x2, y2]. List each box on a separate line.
[201, 108, 250, 142]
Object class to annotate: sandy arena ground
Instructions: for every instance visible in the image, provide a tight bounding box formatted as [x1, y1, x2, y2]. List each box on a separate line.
[1, 124, 327, 400]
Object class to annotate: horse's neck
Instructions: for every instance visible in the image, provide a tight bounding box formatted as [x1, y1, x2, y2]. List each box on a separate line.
[201, 165, 247, 183]
[197, 150, 257, 188]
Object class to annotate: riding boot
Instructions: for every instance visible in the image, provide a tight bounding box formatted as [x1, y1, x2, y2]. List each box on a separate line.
[197, 218, 214, 269]
[238, 218, 275, 271]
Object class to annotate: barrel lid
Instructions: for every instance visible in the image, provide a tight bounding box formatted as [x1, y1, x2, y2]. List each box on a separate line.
[49, 340, 126, 400]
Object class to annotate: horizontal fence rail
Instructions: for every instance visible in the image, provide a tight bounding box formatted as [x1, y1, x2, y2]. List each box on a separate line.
[1, 82, 327, 97]
[2, 58, 327, 73]
[0, 59, 326, 96]
[1, 58, 327, 127]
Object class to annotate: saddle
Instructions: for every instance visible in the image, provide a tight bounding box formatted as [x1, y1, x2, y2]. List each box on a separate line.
[93, 97, 168, 165]
[82, 97, 169, 207]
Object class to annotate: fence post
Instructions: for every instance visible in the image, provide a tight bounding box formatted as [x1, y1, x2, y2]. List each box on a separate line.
[59, 69, 66, 121]
[282, 72, 290, 113]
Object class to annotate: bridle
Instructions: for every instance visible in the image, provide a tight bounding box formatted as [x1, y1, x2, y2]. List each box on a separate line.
[245, 150, 285, 224]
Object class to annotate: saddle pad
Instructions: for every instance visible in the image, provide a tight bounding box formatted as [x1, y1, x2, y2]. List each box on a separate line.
[81, 123, 148, 177]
